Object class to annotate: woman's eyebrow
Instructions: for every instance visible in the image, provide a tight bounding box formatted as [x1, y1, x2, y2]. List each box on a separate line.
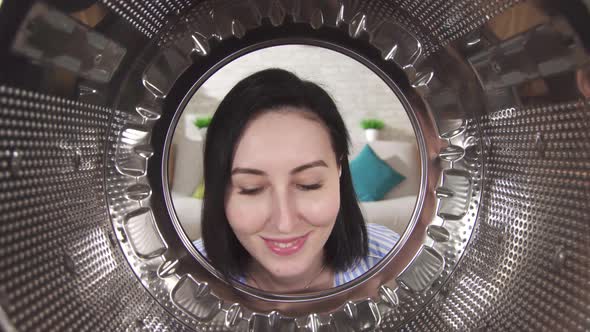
[231, 168, 266, 176]
[231, 160, 328, 176]
[290, 160, 328, 174]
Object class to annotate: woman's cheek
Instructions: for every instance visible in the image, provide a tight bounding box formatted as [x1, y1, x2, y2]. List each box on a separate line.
[298, 186, 340, 227]
[225, 193, 269, 234]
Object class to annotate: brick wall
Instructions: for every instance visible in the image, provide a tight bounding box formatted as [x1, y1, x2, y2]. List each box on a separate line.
[177, 44, 416, 146]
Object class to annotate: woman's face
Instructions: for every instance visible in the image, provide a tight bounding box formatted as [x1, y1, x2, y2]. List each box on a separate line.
[225, 108, 341, 282]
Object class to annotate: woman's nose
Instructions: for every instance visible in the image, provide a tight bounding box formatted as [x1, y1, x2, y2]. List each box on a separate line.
[271, 190, 298, 233]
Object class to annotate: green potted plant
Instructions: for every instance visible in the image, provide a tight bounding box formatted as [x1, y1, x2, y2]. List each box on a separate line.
[193, 115, 212, 140]
[361, 118, 385, 142]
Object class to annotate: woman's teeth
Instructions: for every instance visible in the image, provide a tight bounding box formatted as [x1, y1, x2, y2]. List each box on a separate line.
[273, 241, 296, 248]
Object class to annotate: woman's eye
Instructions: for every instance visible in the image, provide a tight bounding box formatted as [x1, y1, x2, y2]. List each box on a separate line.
[297, 183, 323, 191]
[238, 187, 263, 195]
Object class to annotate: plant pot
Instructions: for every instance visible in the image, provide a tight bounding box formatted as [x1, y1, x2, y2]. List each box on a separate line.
[365, 129, 379, 142]
[199, 127, 208, 140]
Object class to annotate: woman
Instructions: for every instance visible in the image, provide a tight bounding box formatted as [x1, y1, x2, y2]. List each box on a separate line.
[194, 68, 399, 293]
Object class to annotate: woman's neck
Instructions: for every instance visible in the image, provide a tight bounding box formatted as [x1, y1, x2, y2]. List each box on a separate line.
[246, 254, 333, 293]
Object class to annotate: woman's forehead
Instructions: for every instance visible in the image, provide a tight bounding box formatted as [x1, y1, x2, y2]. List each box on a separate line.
[232, 111, 336, 167]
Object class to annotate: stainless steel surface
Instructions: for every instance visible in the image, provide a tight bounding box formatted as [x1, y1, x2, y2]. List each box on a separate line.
[0, 0, 588, 331]
[12, 2, 126, 84]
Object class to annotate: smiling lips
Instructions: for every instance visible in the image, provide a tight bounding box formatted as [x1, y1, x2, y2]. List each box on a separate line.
[262, 233, 310, 256]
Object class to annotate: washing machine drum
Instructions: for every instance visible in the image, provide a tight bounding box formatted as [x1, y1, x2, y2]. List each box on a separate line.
[0, 0, 589, 331]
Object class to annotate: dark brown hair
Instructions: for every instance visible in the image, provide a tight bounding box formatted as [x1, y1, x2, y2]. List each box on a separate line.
[200, 68, 368, 278]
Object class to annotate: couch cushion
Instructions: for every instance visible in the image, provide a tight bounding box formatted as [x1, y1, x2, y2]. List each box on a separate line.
[350, 144, 405, 202]
[350, 140, 420, 199]
[170, 192, 203, 240]
[191, 181, 205, 199]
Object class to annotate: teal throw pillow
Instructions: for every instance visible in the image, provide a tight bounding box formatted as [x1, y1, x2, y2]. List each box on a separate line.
[350, 145, 405, 202]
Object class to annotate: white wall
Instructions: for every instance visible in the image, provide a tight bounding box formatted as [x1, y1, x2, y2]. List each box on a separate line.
[174, 44, 416, 146]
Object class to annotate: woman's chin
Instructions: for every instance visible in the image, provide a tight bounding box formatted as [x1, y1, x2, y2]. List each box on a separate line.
[264, 265, 309, 281]
[251, 244, 326, 285]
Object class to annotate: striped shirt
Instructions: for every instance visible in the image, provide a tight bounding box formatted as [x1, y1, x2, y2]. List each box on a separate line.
[193, 223, 400, 287]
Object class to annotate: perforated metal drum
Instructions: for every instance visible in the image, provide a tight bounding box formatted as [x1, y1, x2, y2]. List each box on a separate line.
[0, 0, 588, 331]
